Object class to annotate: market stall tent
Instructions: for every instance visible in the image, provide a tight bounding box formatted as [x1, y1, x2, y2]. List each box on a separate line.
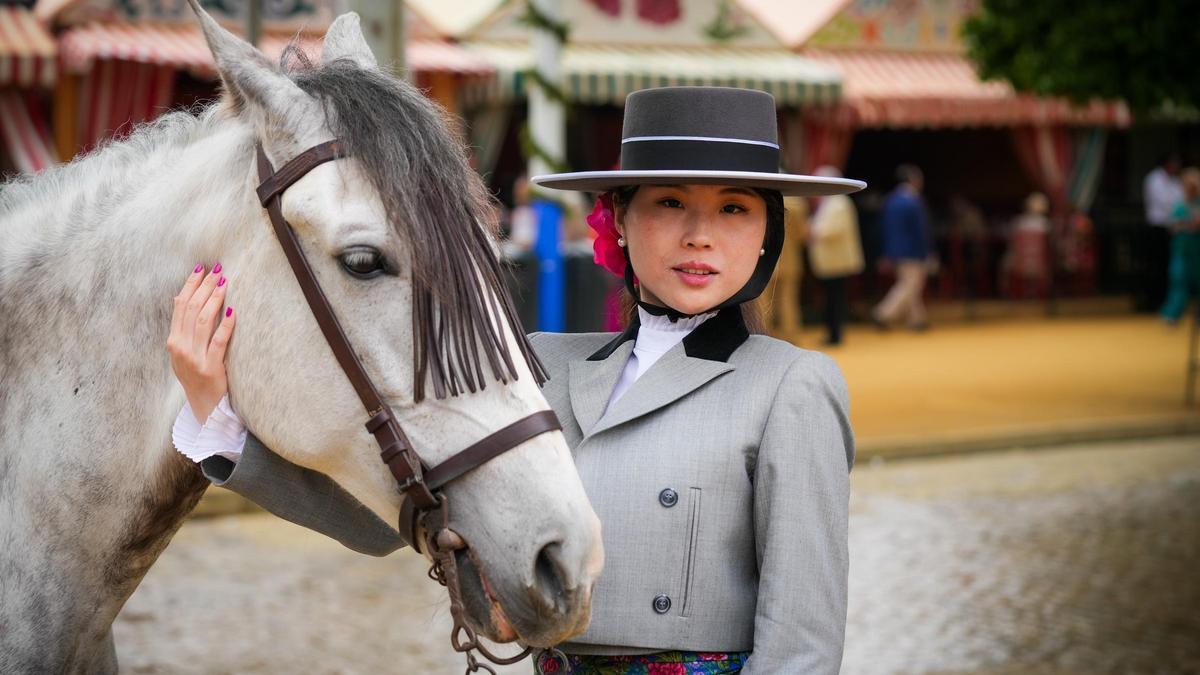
[0, 3, 57, 173]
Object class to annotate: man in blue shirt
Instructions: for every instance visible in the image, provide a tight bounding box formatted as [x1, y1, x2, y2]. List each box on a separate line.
[872, 164, 932, 331]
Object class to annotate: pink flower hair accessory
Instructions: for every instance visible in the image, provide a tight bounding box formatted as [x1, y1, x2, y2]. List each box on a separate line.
[586, 192, 627, 278]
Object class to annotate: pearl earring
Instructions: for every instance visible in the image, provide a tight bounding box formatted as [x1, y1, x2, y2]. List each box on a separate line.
[759, 248, 766, 256]
[618, 237, 627, 247]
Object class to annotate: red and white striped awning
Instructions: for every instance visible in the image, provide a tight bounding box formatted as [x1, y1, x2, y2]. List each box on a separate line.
[58, 22, 324, 78]
[802, 48, 1132, 129]
[407, 40, 493, 76]
[59, 21, 492, 78]
[0, 90, 57, 173]
[0, 6, 56, 88]
[74, 59, 176, 153]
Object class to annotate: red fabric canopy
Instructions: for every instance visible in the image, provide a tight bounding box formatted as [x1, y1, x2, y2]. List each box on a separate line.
[58, 21, 492, 78]
[802, 48, 1131, 129]
[0, 6, 56, 88]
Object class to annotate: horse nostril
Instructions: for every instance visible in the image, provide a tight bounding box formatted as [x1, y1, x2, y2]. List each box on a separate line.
[533, 541, 571, 611]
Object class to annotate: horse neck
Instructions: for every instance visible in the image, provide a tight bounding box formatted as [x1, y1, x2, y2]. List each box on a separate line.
[1, 112, 262, 457]
[0, 111, 265, 669]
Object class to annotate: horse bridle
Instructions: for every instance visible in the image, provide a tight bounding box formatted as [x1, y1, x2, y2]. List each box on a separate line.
[255, 139, 561, 673]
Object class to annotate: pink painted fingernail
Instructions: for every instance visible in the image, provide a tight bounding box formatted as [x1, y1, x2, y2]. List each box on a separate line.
[217, 276, 226, 287]
[226, 307, 233, 318]
[193, 263, 204, 273]
[213, 262, 222, 274]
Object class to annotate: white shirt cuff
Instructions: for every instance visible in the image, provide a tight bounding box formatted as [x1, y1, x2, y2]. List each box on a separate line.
[172, 394, 248, 463]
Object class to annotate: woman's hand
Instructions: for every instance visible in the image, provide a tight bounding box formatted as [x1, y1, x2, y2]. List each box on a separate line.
[168, 263, 236, 424]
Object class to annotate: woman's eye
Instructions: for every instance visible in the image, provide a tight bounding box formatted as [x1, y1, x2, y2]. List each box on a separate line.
[658, 198, 683, 208]
[722, 203, 749, 214]
[339, 247, 387, 279]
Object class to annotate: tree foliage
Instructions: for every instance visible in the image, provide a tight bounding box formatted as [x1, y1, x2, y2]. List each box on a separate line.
[962, 0, 1199, 112]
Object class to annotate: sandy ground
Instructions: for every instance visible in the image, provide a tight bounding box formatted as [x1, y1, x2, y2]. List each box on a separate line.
[114, 435, 1200, 674]
[789, 315, 1196, 445]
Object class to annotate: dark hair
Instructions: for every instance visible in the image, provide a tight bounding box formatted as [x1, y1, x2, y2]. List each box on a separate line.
[1161, 153, 1184, 169]
[609, 184, 782, 334]
[895, 163, 923, 186]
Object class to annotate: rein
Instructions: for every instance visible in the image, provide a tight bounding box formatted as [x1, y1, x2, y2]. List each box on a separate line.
[255, 139, 560, 674]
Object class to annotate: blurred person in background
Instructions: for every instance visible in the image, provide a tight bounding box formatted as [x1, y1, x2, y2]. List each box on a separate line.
[1140, 154, 1184, 311]
[947, 195, 990, 304]
[808, 166, 864, 346]
[503, 173, 537, 258]
[1057, 209, 1098, 297]
[872, 164, 932, 331]
[1159, 167, 1200, 324]
[1000, 192, 1051, 299]
[762, 196, 807, 336]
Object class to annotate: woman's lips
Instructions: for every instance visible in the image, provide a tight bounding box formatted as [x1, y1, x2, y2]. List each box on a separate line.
[672, 264, 718, 287]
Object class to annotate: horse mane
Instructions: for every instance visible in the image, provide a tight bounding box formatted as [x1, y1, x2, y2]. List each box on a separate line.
[282, 49, 547, 401]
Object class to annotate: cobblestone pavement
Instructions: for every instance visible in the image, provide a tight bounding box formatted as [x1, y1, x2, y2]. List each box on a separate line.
[842, 436, 1200, 675]
[115, 436, 1200, 674]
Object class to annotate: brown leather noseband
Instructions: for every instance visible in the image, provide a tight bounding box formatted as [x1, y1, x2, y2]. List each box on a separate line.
[255, 140, 560, 673]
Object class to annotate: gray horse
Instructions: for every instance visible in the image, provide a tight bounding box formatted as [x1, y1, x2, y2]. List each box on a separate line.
[0, 4, 601, 672]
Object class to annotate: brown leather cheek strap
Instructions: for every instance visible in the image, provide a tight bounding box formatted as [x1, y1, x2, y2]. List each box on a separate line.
[256, 141, 438, 509]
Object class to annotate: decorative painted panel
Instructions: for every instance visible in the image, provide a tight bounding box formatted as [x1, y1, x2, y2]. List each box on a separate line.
[475, 0, 780, 48]
[56, 0, 336, 30]
[809, 0, 978, 52]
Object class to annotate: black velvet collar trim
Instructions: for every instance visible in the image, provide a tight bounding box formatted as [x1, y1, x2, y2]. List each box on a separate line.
[585, 307, 750, 363]
[682, 307, 751, 362]
[586, 314, 641, 362]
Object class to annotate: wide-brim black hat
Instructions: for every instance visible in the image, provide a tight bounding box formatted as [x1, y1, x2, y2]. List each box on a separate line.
[531, 86, 865, 197]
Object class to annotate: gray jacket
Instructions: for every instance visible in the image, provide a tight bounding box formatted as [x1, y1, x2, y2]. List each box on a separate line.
[202, 309, 853, 673]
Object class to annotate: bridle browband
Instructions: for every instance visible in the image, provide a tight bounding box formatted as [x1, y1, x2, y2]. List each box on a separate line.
[255, 139, 560, 673]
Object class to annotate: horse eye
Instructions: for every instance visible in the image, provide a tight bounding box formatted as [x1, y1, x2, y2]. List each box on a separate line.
[339, 247, 387, 279]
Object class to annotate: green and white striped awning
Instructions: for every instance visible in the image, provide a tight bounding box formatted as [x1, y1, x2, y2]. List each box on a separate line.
[459, 41, 842, 108]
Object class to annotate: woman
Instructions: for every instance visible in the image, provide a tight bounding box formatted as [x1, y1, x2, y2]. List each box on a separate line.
[1160, 168, 1200, 324]
[169, 87, 860, 674]
[1001, 192, 1051, 299]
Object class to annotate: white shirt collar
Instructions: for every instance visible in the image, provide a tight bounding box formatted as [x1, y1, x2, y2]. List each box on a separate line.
[602, 307, 721, 415]
[634, 306, 718, 355]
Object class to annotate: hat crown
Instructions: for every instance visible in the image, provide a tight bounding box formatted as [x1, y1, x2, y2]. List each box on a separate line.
[527, 85, 867, 201]
[619, 87, 780, 175]
[622, 86, 778, 145]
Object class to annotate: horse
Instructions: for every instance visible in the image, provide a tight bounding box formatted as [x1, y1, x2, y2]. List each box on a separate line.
[0, 5, 602, 672]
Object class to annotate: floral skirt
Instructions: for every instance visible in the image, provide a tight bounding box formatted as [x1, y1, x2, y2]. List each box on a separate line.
[534, 649, 750, 674]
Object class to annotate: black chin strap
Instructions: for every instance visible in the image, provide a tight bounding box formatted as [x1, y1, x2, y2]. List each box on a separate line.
[637, 299, 690, 322]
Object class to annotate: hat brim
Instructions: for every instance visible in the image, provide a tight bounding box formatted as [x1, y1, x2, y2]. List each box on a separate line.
[530, 170, 865, 197]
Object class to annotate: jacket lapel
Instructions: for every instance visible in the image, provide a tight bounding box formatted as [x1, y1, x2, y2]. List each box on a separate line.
[588, 346, 734, 437]
[568, 307, 750, 439]
[568, 340, 635, 435]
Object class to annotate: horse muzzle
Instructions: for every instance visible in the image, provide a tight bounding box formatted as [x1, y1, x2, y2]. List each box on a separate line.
[422, 517, 594, 650]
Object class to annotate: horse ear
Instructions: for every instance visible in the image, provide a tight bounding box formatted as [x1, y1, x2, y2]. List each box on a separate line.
[186, 0, 319, 147]
[322, 12, 377, 69]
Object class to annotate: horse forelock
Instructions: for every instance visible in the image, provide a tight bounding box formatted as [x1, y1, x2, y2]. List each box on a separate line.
[281, 51, 547, 402]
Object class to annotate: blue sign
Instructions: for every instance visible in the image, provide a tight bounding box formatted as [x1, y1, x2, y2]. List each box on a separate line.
[532, 200, 564, 333]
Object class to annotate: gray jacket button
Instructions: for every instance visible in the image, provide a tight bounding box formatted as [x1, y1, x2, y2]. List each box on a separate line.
[653, 594, 672, 614]
[658, 488, 678, 507]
